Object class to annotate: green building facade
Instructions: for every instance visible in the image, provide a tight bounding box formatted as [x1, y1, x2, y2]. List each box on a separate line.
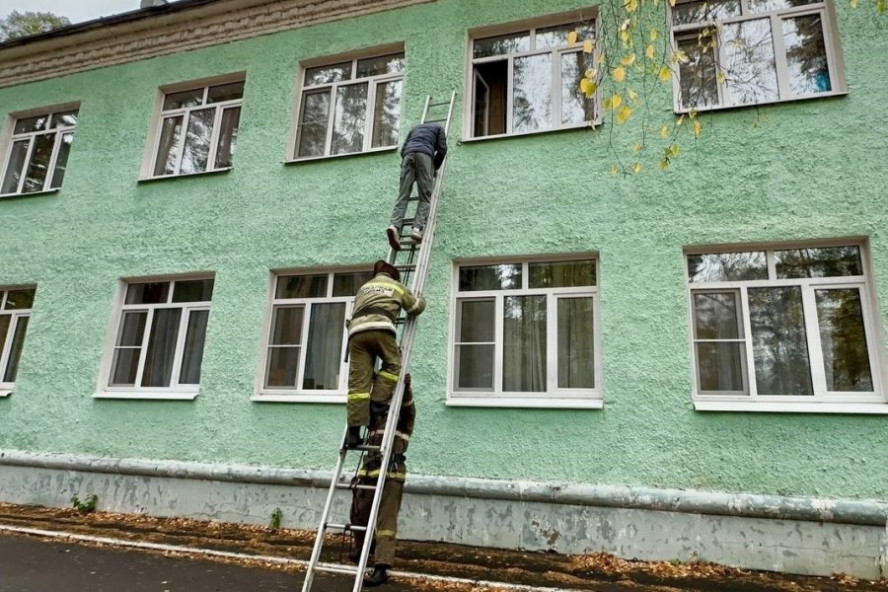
[1, 0, 886, 578]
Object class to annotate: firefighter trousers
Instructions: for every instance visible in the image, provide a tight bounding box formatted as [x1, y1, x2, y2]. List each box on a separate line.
[347, 330, 401, 427]
[350, 455, 406, 567]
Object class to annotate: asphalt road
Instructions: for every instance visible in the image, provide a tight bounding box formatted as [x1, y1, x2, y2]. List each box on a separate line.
[0, 534, 417, 592]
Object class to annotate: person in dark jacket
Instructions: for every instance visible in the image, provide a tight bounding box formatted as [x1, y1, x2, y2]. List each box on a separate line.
[386, 122, 447, 251]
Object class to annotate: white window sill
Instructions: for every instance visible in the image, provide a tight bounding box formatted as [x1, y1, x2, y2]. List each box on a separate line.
[447, 396, 603, 410]
[138, 167, 232, 183]
[252, 393, 346, 404]
[0, 390, 11, 398]
[675, 89, 848, 115]
[694, 400, 888, 415]
[93, 391, 199, 401]
[460, 120, 601, 144]
[286, 145, 398, 165]
[0, 188, 60, 200]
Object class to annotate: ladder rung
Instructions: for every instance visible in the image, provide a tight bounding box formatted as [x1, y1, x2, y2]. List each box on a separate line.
[396, 263, 416, 271]
[314, 563, 360, 576]
[334, 481, 376, 491]
[325, 522, 367, 532]
[343, 443, 381, 453]
[427, 100, 451, 107]
[424, 118, 446, 123]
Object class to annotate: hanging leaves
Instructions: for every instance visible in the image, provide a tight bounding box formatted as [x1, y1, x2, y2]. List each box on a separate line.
[650, 27, 660, 41]
[584, 39, 595, 53]
[613, 66, 627, 82]
[658, 66, 672, 81]
[659, 125, 670, 139]
[632, 162, 642, 173]
[616, 105, 633, 124]
[693, 119, 703, 137]
[568, 31, 579, 44]
[645, 44, 656, 59]
[620, 54, 637, 66]
[580, 78, 598, 97]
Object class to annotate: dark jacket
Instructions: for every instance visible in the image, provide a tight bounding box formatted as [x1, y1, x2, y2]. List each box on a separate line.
[401, 123, 448, 169]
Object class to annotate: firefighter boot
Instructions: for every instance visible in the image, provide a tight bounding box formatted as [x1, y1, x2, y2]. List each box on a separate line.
[345, 426, 363, 449]
[364, 564, 389, 587]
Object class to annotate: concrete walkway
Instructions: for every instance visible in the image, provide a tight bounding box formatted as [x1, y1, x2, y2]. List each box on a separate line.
[0, 534, 419, 592]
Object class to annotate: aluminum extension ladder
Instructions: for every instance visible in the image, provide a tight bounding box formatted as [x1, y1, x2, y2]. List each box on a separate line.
[300, 91, 457, 592]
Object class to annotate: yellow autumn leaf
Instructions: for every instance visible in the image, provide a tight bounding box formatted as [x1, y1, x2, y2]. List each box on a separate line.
[585, 68, 598, 79]
[628, 88, 639, 103]
[583, 40, 595, 53]
[659, 158, 670, 171]
[613, 66, 626, 82]
[667, 143, 680, 157]
[659, 124, 669, 139]
[620, 54, 637, 66]
[689, 108, 698, 119]
[633, 141, 643, 153]
[568, 31, 579, 44]
[580, 78, 598, 97]
[658, 66, 672, 81]
[671, 50, 689, 64]
[650, 27, 660, 41]
[611, 94, 623, 108]
[625, 0, 639, 11]
[616, 105, 633, 124]
[850, 0, 859, 7]
[693, 119, 703, 137]
[677, 114, 686, 126]
[716, 70, 726, 84]
[632, 162, 642, 173]
[610, 164, 620, 175]
[620, 29, 631, 43]
[645, 44, 656, 59]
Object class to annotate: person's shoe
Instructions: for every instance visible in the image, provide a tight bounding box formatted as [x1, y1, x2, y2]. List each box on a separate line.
[410, 227, 422, 243]
[386, 226, 401, 251]
[345, 426, 363, 449]
[363, 565, 389, 587]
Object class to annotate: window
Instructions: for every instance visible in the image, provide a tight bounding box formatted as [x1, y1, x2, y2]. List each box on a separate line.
[670, 0, 845, 111]
[102, 277, 214, 399]
[258, 269, 373, 400]
[686, 242, 885, 411]
[450, 257, 600, 407]
[293, 51, 405, 159]
[148, 79, 243, 178]
[0, 287, 36, 395]
[1, 108, 77, 197]
[468, 13, 596, 139]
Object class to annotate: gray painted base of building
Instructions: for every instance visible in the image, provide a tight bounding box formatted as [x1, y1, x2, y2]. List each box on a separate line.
[1, 451, 886, 579]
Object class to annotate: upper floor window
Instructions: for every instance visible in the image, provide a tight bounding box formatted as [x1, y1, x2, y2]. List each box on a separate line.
[468, 13, 596, 139]
[293, 51, 405, 160]
[1, 108, 77, 197]
[259, 269, 372, 400]
[687, 242, 884, 411]
[102, 277, 214, 399]
[0, 287, 36, 395]
[671, 0, 846, 111]
[148, 78, 244, 178]
[450, 257, 600, 408]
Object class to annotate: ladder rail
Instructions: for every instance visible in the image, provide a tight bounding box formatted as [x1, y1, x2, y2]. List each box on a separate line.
[302, 91, 456, 592]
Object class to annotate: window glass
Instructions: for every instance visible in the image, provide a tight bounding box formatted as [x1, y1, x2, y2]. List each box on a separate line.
[207, 81, 245, 103]
[5, 289, 36, 310]
[503, 295, 547, 392]
[126, 282, 170, 305]
[459, 264, 522, 291]
[332, 271, 374, 297]
[775, 246, 862, 278]
[456, 299, 495, 390]
[687, 252, 768, 282]
[529, 260, 595, 288]
[536, 22, 595, 49]
[815, 288, 873, 392]
[672, 0, 741, 24]
[748, 286, 813, 395]
[141, 308, 182, 387]
[557, 297, 595, 388]
[163, 88, 204, 110]
[474, 32, 531, 58]
[172, 279, 214, 303]
[276, 275, 328, 299]
[330, 83, 368, 155]
[356, 54, 405, 77]
[305, 62, 352, 85]
[783, 14, 831, 95]
[512, 54, 553, 134]
[301, 302, 346, 390]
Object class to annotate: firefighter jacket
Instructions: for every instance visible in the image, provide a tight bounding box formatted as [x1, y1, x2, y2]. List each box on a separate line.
[348, 272, 425, 338]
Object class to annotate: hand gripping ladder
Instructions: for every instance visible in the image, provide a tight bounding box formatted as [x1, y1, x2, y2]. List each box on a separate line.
[301, 91, 457, 592]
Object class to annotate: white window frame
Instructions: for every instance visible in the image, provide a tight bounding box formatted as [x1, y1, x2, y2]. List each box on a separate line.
[463, 8, 601, 142]
[686, 239, 888, 414]
[669, 0, 847, 113]
[447, 255, 602, 409]
[0, 286, 36, 397]
[96, 274, 214, 401]
[254, 267, 372, 403]
[0, 103, 79, 198]
[141, 73, 245, 180]
[289, 44, 406, 162]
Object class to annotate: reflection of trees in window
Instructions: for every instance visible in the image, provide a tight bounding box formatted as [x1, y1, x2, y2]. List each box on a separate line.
[672, 0, 836, 108]
[816, 288, 873, 392]
[153, 80, 244, 177]
[1, 109, 78, 196]
[295, 53, 404, 158]
[749, 287, 813, 395]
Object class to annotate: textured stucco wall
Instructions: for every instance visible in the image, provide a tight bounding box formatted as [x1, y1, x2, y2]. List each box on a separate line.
[0, 0, 886, 502]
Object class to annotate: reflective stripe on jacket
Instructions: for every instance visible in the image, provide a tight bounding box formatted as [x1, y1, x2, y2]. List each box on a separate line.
[348, 272, 425, 338]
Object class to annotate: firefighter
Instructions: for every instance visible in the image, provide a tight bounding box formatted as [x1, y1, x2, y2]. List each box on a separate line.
[349, 373, 416, 587]
[345, 259, 424, 448]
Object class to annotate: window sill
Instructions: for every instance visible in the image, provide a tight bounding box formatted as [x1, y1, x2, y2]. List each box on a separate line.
[459, 121, 601, 145]
[0, 188, 60, 200]
[252, 393, 345, 404]
[138, 167, 232, 184]
[447, 395, 603, 410]
[93, 391, 199, 401]
[0, 390, 11, 398]
[693, 400, 888, 415]
[286, 145, 398, 165]
[675, 89, 848, 115]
